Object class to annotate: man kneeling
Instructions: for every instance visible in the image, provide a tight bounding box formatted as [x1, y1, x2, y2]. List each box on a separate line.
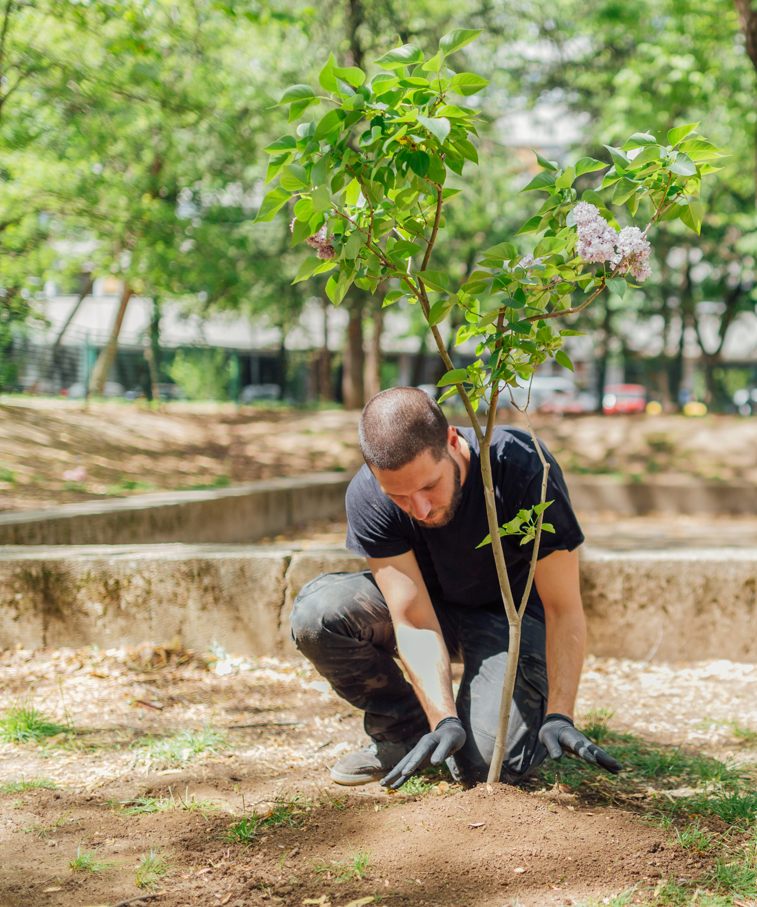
[290, 387, 620, 789]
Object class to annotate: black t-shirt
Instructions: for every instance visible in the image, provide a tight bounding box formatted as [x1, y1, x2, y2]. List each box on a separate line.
[345, 425, 584, 621]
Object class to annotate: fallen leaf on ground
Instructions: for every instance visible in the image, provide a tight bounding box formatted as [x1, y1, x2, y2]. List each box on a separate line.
[303, 898, 330, 906]
[220, 895, 232, 905]
[468, 822, 485, 828]
[514, 867, 526, 873]
[342, 899, 374, 907]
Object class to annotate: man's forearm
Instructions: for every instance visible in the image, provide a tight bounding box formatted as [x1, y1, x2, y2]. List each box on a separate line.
[544, 606, 586, 718]
[395, 623, 457, 729]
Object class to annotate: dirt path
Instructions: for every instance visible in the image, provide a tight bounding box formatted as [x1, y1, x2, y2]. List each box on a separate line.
[1, 644, 755, 907]
[1, 399, 755, 513]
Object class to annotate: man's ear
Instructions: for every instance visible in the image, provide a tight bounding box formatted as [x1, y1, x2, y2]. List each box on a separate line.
[447, 425, 459, 451]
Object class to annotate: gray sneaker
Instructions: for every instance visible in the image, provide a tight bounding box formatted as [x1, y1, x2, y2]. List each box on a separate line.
[330, 739, 415, 785]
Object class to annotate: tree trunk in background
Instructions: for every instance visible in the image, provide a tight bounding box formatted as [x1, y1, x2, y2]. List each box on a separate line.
[364, 301, 383, 399]
[53, 274, 94, 350]
[89, 281, 133, 396]
[145, 298, 162, 402]
[318, 297, 331, 401]
[412, 331, 428, 387]
[342, 299, 365, 410]
[277, 334, 288, 399]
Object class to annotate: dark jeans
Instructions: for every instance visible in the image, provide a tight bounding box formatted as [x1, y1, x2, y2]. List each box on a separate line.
[290, 570, 550, 787]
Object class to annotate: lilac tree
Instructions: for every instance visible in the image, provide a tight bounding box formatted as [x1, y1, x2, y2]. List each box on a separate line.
[256, 29, 723, 782]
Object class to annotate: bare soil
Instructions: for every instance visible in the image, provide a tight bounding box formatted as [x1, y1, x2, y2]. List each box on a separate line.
[0, 399, 755, 513]
[1, 644, 755, 907]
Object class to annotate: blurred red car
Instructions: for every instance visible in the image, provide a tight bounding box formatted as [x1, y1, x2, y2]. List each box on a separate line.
[602, 384, 647, 415]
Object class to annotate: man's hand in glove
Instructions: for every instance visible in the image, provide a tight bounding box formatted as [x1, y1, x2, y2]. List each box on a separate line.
[381, 717, 466, 790]
[539, 713, 622, 774]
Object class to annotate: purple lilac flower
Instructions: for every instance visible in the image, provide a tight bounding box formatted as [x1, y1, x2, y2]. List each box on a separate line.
[572, 202, 619, 264]
[611, 226, 652, 282]
[305, 225, 336, 261]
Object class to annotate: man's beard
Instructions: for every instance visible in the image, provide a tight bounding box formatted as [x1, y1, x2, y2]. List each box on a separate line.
[413, 457, 463, 529]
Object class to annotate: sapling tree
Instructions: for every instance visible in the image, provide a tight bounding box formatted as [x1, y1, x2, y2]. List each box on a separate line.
[256, 29, 723, 783]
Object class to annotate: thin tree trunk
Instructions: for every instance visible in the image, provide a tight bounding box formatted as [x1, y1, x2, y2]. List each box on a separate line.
[53, 274, 94, 350]
[318, 297, 331, 401]
[364, 302, 383, 399]
[89, 282, 133, 396]
[342, 299, 365, 410]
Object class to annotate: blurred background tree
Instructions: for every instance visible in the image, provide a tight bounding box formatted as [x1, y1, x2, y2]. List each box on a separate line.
[0, 0, 754, 408]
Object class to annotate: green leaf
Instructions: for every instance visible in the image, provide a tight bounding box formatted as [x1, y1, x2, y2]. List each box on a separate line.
[541, 523, 555, 534]
[279, 163, 310, 192]
[516, 215, 543, 235]
[254, 186, 291, 223]
[415, 270, 449, 293]
[314, 109, 345, 142]
[265, 152, 290, 186]
[603, 145, 630, 171]
[382, 290, 405, 307]
[290, 217, 312, 246]
[277, 84, 316, 106]
[264, 136, 297, 155]
[574, 157, 607, 176]
[439, 28, 483, 54]
[288, 98, 319, 122]
[669, 152, 697, 177]
[417, 114, 451, 144]
[627, 144, 665, 170]
[555, 350, 573, 372]
[292, 256, 321, 284]
[533, 150, 558, 171]
[483, 242, 518, 261]
[448, 73, 489, 96]
[508, 320, 533, 335]
[343, 230, 363, 260]
[428, 295, 457, 326]
[606, 277, 627, 297]
[622, 132, 657, 149]
[521, 171, 558, 192]
[311, 184, 331, 213]
[375, 44, 424, 69]
[680, 199, 704, 234]
[612, 177, 639, 206]
[437, 368, 469, 387]
[319, 53, 338, 93]
[454, 138, 479, 164]
[332, 66, 365, 87]
[408, 150, 430, 178]
[475, 532, 492, 549]
[668, 122, 699, 146]
[533, 500, 554, 516]
[555, 166, 576, 190]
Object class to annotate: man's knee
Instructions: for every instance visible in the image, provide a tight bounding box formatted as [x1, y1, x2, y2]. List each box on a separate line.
[289, 570, 379, 649]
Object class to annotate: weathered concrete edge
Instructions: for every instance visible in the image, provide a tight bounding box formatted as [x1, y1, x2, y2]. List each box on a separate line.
[1, 544, 756, 663]
[0, 472, 353, 546]
[567, 478, 757, 516]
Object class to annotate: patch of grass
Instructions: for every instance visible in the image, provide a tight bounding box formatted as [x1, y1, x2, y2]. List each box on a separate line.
[116, 787, 220, 817]
[709, 856, 757, 899]
[135, 848, 173, 890]
[105, 478, 157, 495]
[578, 709, 620, 747]
[724, 720, 757, 746]
[0, 777, 59, 793]
[25, 808, 77, 838]
[0, 465, 16, 483]
[0, 704, 72, 745]
[314, 844, 373, 883]
[69, 845, 116, 873]
[672, 820, 717, 853]
[117, 795, 174, 815]
[226, 794, 312, 845]
[130, 726, 227, 769]
[687, 790, 757, 828]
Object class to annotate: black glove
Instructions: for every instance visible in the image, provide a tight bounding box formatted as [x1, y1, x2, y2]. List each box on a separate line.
[381, 717, 466, 790]
[539, 713, 622, 775]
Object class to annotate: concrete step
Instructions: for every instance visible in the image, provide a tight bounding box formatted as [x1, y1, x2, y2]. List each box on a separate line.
[1, 545, 755, 663]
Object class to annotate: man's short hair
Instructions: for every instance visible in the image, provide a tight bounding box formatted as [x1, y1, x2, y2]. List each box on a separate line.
[359, 387, 449, 471]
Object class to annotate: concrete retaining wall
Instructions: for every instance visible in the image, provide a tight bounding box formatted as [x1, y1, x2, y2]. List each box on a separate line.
[0, 472, 351, 546]
[1, 545, 756, 663]
[0, 475, 754, 550]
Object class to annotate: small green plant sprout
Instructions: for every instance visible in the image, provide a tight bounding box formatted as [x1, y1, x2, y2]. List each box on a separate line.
[25, 808, 77, 839]
[135, 848, 173, 890]
[117, 788, 219, 817]
[0, 703, 71, 745]
[674, 820, 716, 853]
[314, 844, 373, 882]
[476, 501, 554, 549]
[262, 26, 724, 781]
[578, 709, 616, 747]
[226, 793, 312, 845]
[724, 720, 757, 746]
[0, 777, 59, 793]
[68, 844, 116, 873]
[130, 726, 227, 769]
